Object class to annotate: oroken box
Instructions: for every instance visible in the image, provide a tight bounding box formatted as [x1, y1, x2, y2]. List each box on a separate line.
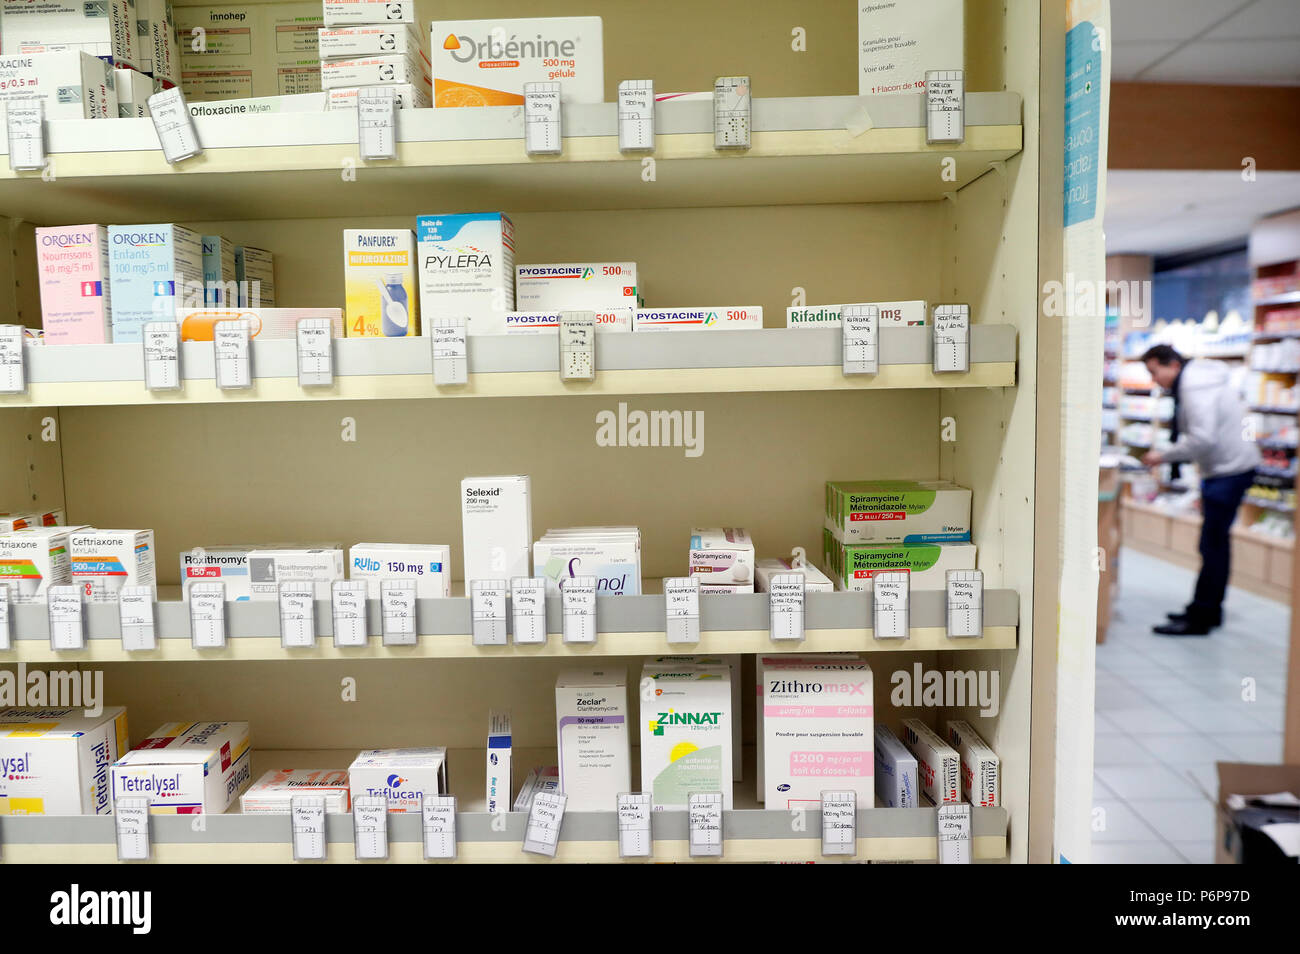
[34, 225, 112, 345]
[107, 223, 203, 340]
[874, 724, 918, 808]
[825, 479, 972, 544]
[555, 669, 631, 812]
[112, 721, 253, 814]
[348, 748, 448, 813]
[858, 0, 963, 95]
[0, 706, 129, 816]
[640, 662, 732, 811]
[901, 718, 959, 806]
[946, 719, 1000, 807]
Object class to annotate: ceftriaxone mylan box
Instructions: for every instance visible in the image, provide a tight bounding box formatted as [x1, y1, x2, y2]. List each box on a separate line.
[825, 479, 971, 544]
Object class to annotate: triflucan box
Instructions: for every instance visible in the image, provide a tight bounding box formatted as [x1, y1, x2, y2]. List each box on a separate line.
[945, 719, 1000, 807]
[69, 529, 156, 603]
[343, 229, 418, 338]
[641, 662, 733, 810]
[461, 476, 532, 583]
[555, 669, 631, 812]
[416, 213, 515, 336]
[111, 721, 253, 814]
[349, 543, 451, 599]
[34, 225, 112, 345]
[0, 706, 129, 816]
[240, 769, 351, 814]
[635, 307, 762, 331]
[430, 17, 603, 107]
[348, 748, 448, 813]
[486, 711, 512, 815]
[900, 718, 960, 806]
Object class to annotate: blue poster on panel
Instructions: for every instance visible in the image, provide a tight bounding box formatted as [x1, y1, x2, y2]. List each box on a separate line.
[1064, 21, 1103, 226]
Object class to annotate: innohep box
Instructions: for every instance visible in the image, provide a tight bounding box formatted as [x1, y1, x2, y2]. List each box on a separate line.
[0, 707, 129, 815]
[640, 662, 732, 811]
[112, 722, 253, 814]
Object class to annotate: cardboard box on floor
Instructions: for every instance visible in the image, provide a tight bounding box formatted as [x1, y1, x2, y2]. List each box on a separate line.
[1215, 762, 1300, 863]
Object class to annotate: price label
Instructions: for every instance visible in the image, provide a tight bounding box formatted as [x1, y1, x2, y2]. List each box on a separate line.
[937, 801, 972, 864]
[688, 792, 723, 858]
[214, 320, 252, 390]
[561, 576, 596, 644]
[925, 69, 965, 144]
[189, 581, 227, 648]
[296, 318, 333, 388]
[617, 79, 655, 153]
[821, 791, 857, 857]
[559, 311, 596, 381]
[352, 795, 388, 860]
[522, 790, 566, 857]
[946, 569, 984, 638]
[471, 580, 507, 646]
[6, 98, 45, 171]
[0, 583, 11, 652]
[331, 580, 368, 648]
[291, 796, 326, 861]
[278, 580, 316, 648]
[842, 305, 879, 375]
[422, 794, 457, 860]
[143, 322, 181, 391]
[118, 585, 157, 652]
[617, 792, 652, 858]
[380, 579, 417, 646]
[357, 85, 397, 161]
[147, 86, 203, 163]
[0, 325, 26, 394]
[873, 571, 910, 640]
[523, 81, 562, 155]
[932, 304, 970, 373]
[432, 318, 467, 385]
[510, 577, 546, 645]
[115, 797, 151, 861]
[768, 574, 805, 642]
[664, 577, 700, 645]
[47, 585, 84, 651]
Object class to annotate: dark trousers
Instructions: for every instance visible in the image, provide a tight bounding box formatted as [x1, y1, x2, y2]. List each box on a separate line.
[1188, 470, 1257, 625]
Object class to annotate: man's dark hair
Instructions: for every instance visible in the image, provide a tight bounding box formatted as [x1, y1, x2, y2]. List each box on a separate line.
[1141, 344, 1184, 366]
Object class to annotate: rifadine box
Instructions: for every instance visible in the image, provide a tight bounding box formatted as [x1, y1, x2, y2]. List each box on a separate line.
[901, 718, 959, 806]
[946, 719, 1000, 807]
[107, 223, 204, 341]
[823, 533, 976, 592]
[343, 229, 418, 337]
[515, 263, 638, 312]
[786, 300, 928, 328]
[431, 17, 603, 107]
[555, 670, 630, 812]
[417, 213, 514, 336]
[641, 663, 733, 811]
[0, 706, 129, 815]
[825, 479, 972, 544]
[34, 225, 112, 345]
[69, 529, 156, 603]
[112, 721, 253, 814]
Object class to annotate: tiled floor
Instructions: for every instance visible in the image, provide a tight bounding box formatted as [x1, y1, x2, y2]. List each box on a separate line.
[1092, 547, 1289, 864]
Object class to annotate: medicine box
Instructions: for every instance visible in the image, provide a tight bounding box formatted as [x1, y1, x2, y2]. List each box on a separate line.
[652, 655, 743, 782]
[112, 721, 253, 814]
[247, 548, 345, 601]
[139, 0, 179, 87]
[504, 308, 633, 334]
[823, 533, 976, 592]
[114, 66, 153, 117]
[0, 0, 139, 69]
[641, 662, 733, 811]
[946, 719, 1000, 807]
[187, 92, 328, 118]
[635, 306, 763, 331]
[430, 17, 603, 107]
[327, 83, 428, 110]
[107, 223, 203, 341]
[0, 706, 129, 815]
[40, 509, 66, 527]
[0, 50, 117, 119]
[179, 545, 254, 600]
[322, 0, 418, 27]
[688, 527, 755, 592]
[874, 724, 918, 808]
[343, 229, 419, 337]
[348, 748, 449, 813]
[555, 669, 631, 812]
[786, 300, 929, 328]
[762, 655, 873, 810]
[859, 0, 964, 95]
[513, 764, 559, 811]
[533, 528, 641, 597]
[825, 479, 972, 544]
[201, 236, 238, 306]
[486, 711, 512, 814]
[319, 50, 431, 90]
[34, 225, 112, 345]
[240, 768, 351, 813]
[755, 558, 835, 593]
[318, 24, 426, 59]
[515, 263, 638, 313]
[461, 475, 532, 584]
[69, 529, 156, 603]
[416, 213, 515, 336]
[900, 718, 960, 805]
[234, 246, 276, 307]
[176, 307, 343, 341]
[0, 527, 72, 603]
[0, 513, 39, 533]
[348, 543, 451, 599]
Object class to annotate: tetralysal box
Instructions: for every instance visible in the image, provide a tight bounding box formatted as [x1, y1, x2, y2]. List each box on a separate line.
[825, 479, 972, 544]
[179, 544, 254, 600]
[112, 721, 253, 814]
[515, 263, 638, 313]
[431, 17, 603, 107]
[641, 662, 733, 811]
[247, 547, 344, 600]
[114, 66, 153, 117]
[786, 300, 928, 328]
[176, 307, 343, 341]
[946, 719, 1000, 807]
[107, 223, 203, 341]
[823, 534, 976, 592]
[69, 528, 156, 603]
[202, 235, 237, 305]
[0, 51, 117, 119]
[461, 475, 531, 583]
[858, 0, 963, 95]
[900, 718, 959, 805]
[240, 768, 351, 813]
[416, 213, 515, 336]
[234, 246, 275, 307]
[503, 308, 633, 334]
[755, 557, 834, 593]
[874, 724, 918, 808]
[349, 543, 451, 599]
[343, 229, 418, 337]
[0, 0, 139, 69]
[348, 748, 449, 813]
[34, 225, 112, 345]
[555, 669, 631, 811]
[635, 307, 763, 331]
[486, 710, 512, 814]
[0, 706, 129, 815]
[0, 527, 72, 603]
[762, 655, 873, 810]
[513, 764, 559, 811]
[688, 527, 755, 592]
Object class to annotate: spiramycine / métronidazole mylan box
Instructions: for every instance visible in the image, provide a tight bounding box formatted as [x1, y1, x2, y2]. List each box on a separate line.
[343, 229, 419, 337]
[640, 662, 733, 811]
[555, 669, 630, 811]
[34, 225, 112, 344]
[825, 479, 972, 544]
[823, 532, 976, 592]
[0, 706, 129, 815]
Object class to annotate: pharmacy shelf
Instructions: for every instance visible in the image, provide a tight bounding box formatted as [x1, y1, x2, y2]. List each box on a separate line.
[1, 325, 1018, 408]
[0, 94, 1023, 223]
[5, 585, 1019, 662]
[1255, 291, 1300, 306]
[1253, 329, 1300, 340]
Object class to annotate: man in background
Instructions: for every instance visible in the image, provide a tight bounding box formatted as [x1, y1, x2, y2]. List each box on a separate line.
[1141, 344, 1260, 636]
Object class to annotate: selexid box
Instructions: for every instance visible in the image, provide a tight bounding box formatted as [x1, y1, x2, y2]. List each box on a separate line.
[34, 225, 112, 345]
[946, 719, 1000, 807]
[900, 718, 959, 806]
[112, 721, 253, 814]
[825, 479, 971, 544]
[0, 706, 129, 816]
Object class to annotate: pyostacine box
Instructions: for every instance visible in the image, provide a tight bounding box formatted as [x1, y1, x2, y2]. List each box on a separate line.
[825, 479, 971, 544]
[0, 706, 129, 815]
[107, 224, 203, 341]
[34, 225, 112, 344]
[112, 721, 253, 814]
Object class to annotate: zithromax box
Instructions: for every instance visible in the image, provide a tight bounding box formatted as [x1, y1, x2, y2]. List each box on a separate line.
[874, 724, 918, 808]
[640, 662, 732, 811]
[34, 225, 112, 345]
[416, 213, 515, 336]
[112, 721, 253, 814]
[900, 718, 960, 806]
[946, 719, 1000, 807]
[0, 706, 129, 815]
[555, 669, 630, 812]
[69, 528, 156, 603]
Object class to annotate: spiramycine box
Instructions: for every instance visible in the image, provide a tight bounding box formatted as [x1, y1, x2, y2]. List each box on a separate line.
[825, 479, 971, 544]
[34, 225, 112, 345]
[107, 223, 204, 342]
[112, 721, 253, 814]
[762, 655, 873, 810]
[416, 213, 514, 336]
[343, 229, 419, 337]
[555, 669, 630, 811]
[641, 663, 733, 811]
[0, 706, 129, 816]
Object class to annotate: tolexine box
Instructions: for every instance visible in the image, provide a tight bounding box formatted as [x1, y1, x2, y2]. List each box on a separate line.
[35, 225, 112, 345]
[825, 479, 971, 544]
[946, 719, 1000, 807]
[0, 707, 129, 816]
[417, 213, 515, 336]
[858, 0, 963, 95]
[901, 718, 959, 806]
[240, 768, 351, 813]
[0, 50, 118, 119]
[112, 721, 253, 814]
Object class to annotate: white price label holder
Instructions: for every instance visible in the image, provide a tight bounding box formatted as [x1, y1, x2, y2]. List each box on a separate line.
[768, 573, 805, 642]
[510, 577, 547, 645]
[471, 579, 508, 646]
[522, 790, 566, 857]
[118, 585, 157, 652]
[357, 85, 397, 161]
[214, 319, 253, 390]
[0, 583, 10, 652]
[147, 86, 203, 163]
[872, 571, 910, 640]
[296, 317, 334, 388]
[617, 792, 652, 858]
[842, 304, 880, 376]
[713, 75, 751, 150]
[352, 794, 389, 860]
[189, 580, 227, 649]
[142, 321, 181, 391]
[278, 580, 316, 648]
[932, 304, 970, 373]
[688, 792, 724, 858]
[291, 795, 327, 861]
[559, 310, 596, 381]
[379, 578, 417, 646]
[6, 98, 45, 171]
[925, 69, 965, 144]
[937, 801, 972, 864]
[422, 794, 457, 860]
[115, 796, 152, 861]
[431, 317, 468, 386]
[47, 585, 85, 651]
[523, 81, 562, 155]
[946, 569, 984, 638]
[561, 576, 597, 644]
[821, 791, 857, 857]
[617, 79, 655, 152]
[0, 325, 26, 394]
[330, 580, 368, 647]
[664, 576, 700, 645]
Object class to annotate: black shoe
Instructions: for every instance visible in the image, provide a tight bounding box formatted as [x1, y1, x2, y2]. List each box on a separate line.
[1165, 611, 1221, 628]
[1153, 619, 1212, 637]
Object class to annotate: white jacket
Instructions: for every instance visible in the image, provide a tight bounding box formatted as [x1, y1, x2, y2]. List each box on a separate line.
[1162, 359, 1261, 478]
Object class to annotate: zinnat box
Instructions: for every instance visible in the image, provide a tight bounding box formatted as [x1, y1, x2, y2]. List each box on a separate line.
[640, 662, 732, 811]
[34, 225, 112, 345]
[555, 669, 630, 811]
[0, 706, 129, 816]
[112, 721, 253, 814]
[825, 479, 971, 544]
[416, 213, 514, 336]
